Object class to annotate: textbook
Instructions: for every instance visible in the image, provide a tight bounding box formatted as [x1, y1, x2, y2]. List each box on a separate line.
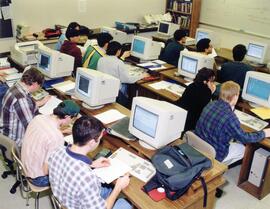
[107, 117, 136, 141]
[93, 147, 156, 183]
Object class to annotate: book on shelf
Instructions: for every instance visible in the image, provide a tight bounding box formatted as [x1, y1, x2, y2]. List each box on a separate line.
[170, 0, 192, 13]
[107, 117, 136, 141]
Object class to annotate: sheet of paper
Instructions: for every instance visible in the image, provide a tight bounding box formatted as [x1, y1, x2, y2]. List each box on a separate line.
[136, 62, 156, 68]
[39, 96, 62, 115]
[251, 107, 270, 120]
[148, 80, 171, 90]
[52, 80, 75, 93]
[148, 65, 167, 71]
[64, 135, 74, 144]
[93, 158, 131, 184]
[153, 59, 166, 65]
[94, 109, 126, 124]
[1, 6, 12, 20]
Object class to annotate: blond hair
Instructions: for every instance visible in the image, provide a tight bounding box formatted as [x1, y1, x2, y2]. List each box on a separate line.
[219, 81, 240, 102]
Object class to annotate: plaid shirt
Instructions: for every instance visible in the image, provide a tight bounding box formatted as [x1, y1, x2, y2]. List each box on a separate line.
[48, 146, 106, 209]
[195, 99, 265, 161]
[0, 82, 38, 146]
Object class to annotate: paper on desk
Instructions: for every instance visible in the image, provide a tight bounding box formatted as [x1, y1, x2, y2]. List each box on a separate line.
[251, 107, 270, 120]
[39, 97, 62, 115]
[136, 62, 156, 68]
[148, 80, 171, 90]
[93, 158, 131, 184]
[94, 109, 126, 124]
[153, 59, 166, 65]
[52, 80, 75, 93]
[1, 6, 12, 20]
[64, 135, 73, 145]
[148, 65, 167, 71]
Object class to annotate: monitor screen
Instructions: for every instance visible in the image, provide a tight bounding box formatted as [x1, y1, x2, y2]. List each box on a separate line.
[132, 39, 145, 54]
[40, 54, 50, 71]
[159, 23, 169, 33]
[196, 31, 209, 42]
[247, 43, 264, 59]
[78, 75, 90, 96]
[181, 55, 198, 74]
[246, 77, 270, 101]
[133, 105, 158, 138]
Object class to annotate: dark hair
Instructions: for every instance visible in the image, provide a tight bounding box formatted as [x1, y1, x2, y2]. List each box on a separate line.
[233, 44, 247, 61]
[66, 28, 80, 40]
[72, 116, 104, 146]
[196, 38, 211, 52]
[67, 22, 80, 31]
[97, 33, 113, 47]
[79, 25, 93, 38]
[106, 41, 122, 56]
[21, 67, 44, 86]
[194, 67, 215, 83]
[174, 29, 187, 41]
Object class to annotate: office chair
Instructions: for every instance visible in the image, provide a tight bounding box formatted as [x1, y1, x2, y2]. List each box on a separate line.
[11, 145, 50, 209]
[183, 131, 224, 198]
[51, 194, 67, 209]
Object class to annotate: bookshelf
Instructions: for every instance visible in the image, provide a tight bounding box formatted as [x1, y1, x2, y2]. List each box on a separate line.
[165, 0, 201, 37]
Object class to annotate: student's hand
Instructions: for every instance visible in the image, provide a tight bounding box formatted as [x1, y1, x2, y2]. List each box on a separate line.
[115, 173, 130, 190]
[91, 157, 110, 168]
[36, 95, 51, 107]
[121, 51, 131, 60]
[207, 81, 216, 94]
[263, 128, 270, 137]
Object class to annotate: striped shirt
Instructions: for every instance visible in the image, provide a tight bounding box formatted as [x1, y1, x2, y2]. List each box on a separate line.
[0, 82, 38, 146]
[195, 99, 265, 161]
[48, 146, 106, 209]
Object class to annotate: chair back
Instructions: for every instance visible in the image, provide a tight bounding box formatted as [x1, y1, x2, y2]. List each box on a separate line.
[0, 133, 15, 161]
[51, 194, 67, 209]
[183, 131, 216, 158]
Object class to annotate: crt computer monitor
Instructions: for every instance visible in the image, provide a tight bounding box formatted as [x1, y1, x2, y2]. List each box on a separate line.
[128, 97, 187, 149]
[74, 68, 120, 109]
[242, 71, 270, 108]
[131, 36, 163, 61]
[37, 46, 74, 79]
[101, 27, 130, 44]
[178, 50, 215, 80]
[245, 42, 268, 64]
[195, 28, 219, 47]
[157, 21, 179, 37]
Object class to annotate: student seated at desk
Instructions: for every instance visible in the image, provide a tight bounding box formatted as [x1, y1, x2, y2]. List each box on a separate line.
[60, 28, 82, 77]
[55, 22, 80, 51]
[0, 67, 50, 147]
[196, 38, 213, 55]
[82, 33, 113, 70]
[195, 81, 270, 165]
[176, 68, 216, 133]
[48, 116, 132, 209]
[159, 29, 187, 67]
[21, 100, 80, 187]
[219, 44, 253, 89]
[97, 41, 149, 107]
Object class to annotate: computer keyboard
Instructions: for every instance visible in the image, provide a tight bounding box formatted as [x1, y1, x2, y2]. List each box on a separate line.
[234, 109, 268, 131]
[165, 84, 186, 96]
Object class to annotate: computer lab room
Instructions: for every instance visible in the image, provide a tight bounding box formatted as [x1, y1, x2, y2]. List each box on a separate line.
[0, 0, 270, 209]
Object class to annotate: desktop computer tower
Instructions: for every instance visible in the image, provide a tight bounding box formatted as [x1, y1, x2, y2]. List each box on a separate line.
[248, 148, 270, 187]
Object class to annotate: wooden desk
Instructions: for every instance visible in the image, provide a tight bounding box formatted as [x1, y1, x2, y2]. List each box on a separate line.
[160, 68, 190, 86]
[53, 88, 227, 209]
[17, 32, 59, 46]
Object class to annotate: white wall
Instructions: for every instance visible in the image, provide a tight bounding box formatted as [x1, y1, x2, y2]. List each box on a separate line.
[199, 24, 270, 63]
[0, 0, 165, 53]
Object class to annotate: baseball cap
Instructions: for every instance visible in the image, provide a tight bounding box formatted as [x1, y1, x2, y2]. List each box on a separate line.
[57, 100, 80, 117]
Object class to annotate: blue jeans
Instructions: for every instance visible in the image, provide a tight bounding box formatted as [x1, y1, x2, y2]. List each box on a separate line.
[100, 185, 132, 209]
[29, 175, 49, 187]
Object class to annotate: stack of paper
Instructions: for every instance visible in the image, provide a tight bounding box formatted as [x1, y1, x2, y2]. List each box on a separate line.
[0, 57, 10, 69]
[251, 107, 270, 120]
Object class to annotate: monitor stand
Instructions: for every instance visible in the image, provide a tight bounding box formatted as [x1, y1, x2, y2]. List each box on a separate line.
[139, 140, 156, 150]
[248, 101, 262, 108]
[82, 102, 104, 110]
[247, 61, 266, 68]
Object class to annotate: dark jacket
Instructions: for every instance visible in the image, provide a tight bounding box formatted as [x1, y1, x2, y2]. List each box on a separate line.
[159, 39, 185, 67]
[60, 40, 82, 74]
[177, 82, 212, 132]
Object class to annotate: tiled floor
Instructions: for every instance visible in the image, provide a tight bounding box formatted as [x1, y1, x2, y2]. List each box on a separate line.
[0, 157, 269, 209]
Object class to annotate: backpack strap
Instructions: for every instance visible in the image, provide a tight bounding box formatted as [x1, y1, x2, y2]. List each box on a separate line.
[82, 45, 106, 68]
[199, 176, 208, 208]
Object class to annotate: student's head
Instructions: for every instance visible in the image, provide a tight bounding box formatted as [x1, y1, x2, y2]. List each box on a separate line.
[219, 81, 240, 106]
[106, 41, 122, 56]
[174, 29, 187, 44]
[21, 67, 44, 92]
[53, 100, 80, 125]
[79, 25, 92, 38]
[232, 44, 247, 61]
[67, 22, 80, 31]
[97, 33, 113, 49]
[72, 116, 105, 150]
[194, 67, 215, 83]
[66, 28, 80, 42]
[196, 38, 212, 54]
